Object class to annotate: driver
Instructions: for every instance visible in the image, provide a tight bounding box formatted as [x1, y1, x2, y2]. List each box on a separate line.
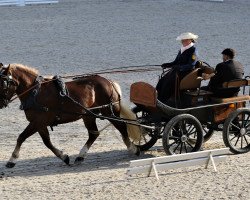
[156, 32, 199, 104]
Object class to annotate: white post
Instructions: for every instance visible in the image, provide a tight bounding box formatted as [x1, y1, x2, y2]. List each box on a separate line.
[147, 160, 159, 180]
[205, 152, 217, 172]
[152, 161, 159, 180]
[18, 0, 25, 6]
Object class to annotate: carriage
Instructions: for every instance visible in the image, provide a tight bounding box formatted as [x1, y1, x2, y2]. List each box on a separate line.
[0, 63, 249, 168]
[129, 65, 250, 155]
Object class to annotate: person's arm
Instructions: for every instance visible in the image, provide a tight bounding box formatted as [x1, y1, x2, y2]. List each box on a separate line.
[209, 64, 223, 87]
[161, 51, 180, 69]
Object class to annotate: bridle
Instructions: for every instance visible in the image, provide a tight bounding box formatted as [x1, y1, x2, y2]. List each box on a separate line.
[0, 67, 18, 107]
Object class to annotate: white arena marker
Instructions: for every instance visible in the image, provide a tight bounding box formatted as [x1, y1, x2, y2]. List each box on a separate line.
[127, 148, 230, 180]
[207, 0, 223, 2]
[19, 0, 25, 6]
[0, 0, 58, 6]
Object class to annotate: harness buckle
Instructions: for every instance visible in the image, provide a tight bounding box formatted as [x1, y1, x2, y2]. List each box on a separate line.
[32, 89, 38, 96]
[60, 91, 66, 97]
[43, 107, 49, 112]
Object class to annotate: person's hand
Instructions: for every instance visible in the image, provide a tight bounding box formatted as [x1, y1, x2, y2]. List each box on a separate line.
[202, 73, 212, 80]
[202, 73, 209, 80]
[161, 63, 171, 69]
[195, 60, 203, 68]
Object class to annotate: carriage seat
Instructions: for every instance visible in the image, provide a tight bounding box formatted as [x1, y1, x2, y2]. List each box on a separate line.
[179, 65, 215, 91]
[211, 78, 250, 103]
[179, 68, 201, 90]
[178, 65, 215, 106]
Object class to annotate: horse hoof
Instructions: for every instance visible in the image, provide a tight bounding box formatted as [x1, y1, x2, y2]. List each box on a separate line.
[6, 162, 16, 168]
[74, 157, 84, 165]
[135, 147, 141, 156]
[63, 155, 70, 165]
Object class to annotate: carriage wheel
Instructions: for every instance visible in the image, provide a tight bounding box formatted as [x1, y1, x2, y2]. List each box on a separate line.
[162, 114, 203, 155]
[189, 122, 214, 144]
[134, 125, 162, 151]
[132, 108, 161, 151]
[223, 108, 250, 154]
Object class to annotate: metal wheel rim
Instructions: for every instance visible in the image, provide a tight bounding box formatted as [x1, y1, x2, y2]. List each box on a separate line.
[227, 111, 250, 151]
[167, 119, 202, 154]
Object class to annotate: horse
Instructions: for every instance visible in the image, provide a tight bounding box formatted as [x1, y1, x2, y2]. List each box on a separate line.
[0, 63, 142, 168]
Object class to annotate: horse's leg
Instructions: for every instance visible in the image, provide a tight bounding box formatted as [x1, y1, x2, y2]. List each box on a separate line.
[74, 117, 99, 164]
[38, 127, 70, 165]
[6, 123, 37, 168]
[110, 121, 140, 156]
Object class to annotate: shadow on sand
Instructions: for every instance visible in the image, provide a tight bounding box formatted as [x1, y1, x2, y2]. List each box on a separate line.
[0, 150, 156, 178]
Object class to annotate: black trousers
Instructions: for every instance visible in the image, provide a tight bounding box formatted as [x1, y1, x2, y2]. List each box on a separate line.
[156, 69, 177, 103]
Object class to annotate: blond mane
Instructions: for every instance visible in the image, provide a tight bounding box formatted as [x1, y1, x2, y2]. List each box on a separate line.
[9, 63, 39, 76]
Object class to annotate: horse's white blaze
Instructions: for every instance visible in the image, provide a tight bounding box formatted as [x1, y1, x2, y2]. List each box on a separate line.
[79, 145, 89, 158]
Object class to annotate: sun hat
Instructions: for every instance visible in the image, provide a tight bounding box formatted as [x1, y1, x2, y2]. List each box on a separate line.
[176, 32, 199, 41]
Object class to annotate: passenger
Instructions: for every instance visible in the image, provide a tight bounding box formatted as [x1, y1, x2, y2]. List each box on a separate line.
[202, 48, 244, 98]
[156, 32, 199, 104]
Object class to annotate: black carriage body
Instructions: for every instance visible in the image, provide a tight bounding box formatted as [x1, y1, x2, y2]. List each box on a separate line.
[130, 79, 250, 155]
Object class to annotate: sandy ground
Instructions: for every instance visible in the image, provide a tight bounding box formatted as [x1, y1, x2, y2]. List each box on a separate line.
[0, 0, 250, 199]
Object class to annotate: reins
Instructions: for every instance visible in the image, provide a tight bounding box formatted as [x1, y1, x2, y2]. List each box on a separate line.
[9, 64, 161, 103]
[3, 64, 161, 129]
[61, 64, 161, 79]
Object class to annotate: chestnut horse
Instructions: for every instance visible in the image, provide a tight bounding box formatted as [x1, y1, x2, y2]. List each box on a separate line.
[0, 63, 141, 168]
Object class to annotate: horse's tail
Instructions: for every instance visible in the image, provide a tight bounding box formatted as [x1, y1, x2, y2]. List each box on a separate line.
[111, 81, 142, 142]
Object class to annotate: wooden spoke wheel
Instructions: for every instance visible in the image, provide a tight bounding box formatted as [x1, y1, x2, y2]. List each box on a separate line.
[188, 122, 214, 144]
[132, 108, 162, 151]
[134, 124, 163, 151]
[223, 108, 250, 154]
[162, 114, 203, 155]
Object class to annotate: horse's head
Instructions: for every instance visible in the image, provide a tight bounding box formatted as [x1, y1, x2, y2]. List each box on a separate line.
[0, 65, 18, 108]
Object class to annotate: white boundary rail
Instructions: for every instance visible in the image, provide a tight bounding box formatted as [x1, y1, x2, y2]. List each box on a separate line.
[0, 0, 58, 6]
[200, 0, 223, 2]
[127, 148, 230, 180]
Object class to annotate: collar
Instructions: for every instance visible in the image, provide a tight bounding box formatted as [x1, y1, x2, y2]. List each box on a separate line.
[180, 42, 194, 54]
[224, 59, 233, 63]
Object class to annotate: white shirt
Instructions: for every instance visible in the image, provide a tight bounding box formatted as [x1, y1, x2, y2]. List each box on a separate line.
[180, 42, 194, 54]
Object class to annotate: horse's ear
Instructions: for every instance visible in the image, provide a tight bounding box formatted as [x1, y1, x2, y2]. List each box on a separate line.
[2, 64, 11, 75]
[0, 63, 3, 68]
